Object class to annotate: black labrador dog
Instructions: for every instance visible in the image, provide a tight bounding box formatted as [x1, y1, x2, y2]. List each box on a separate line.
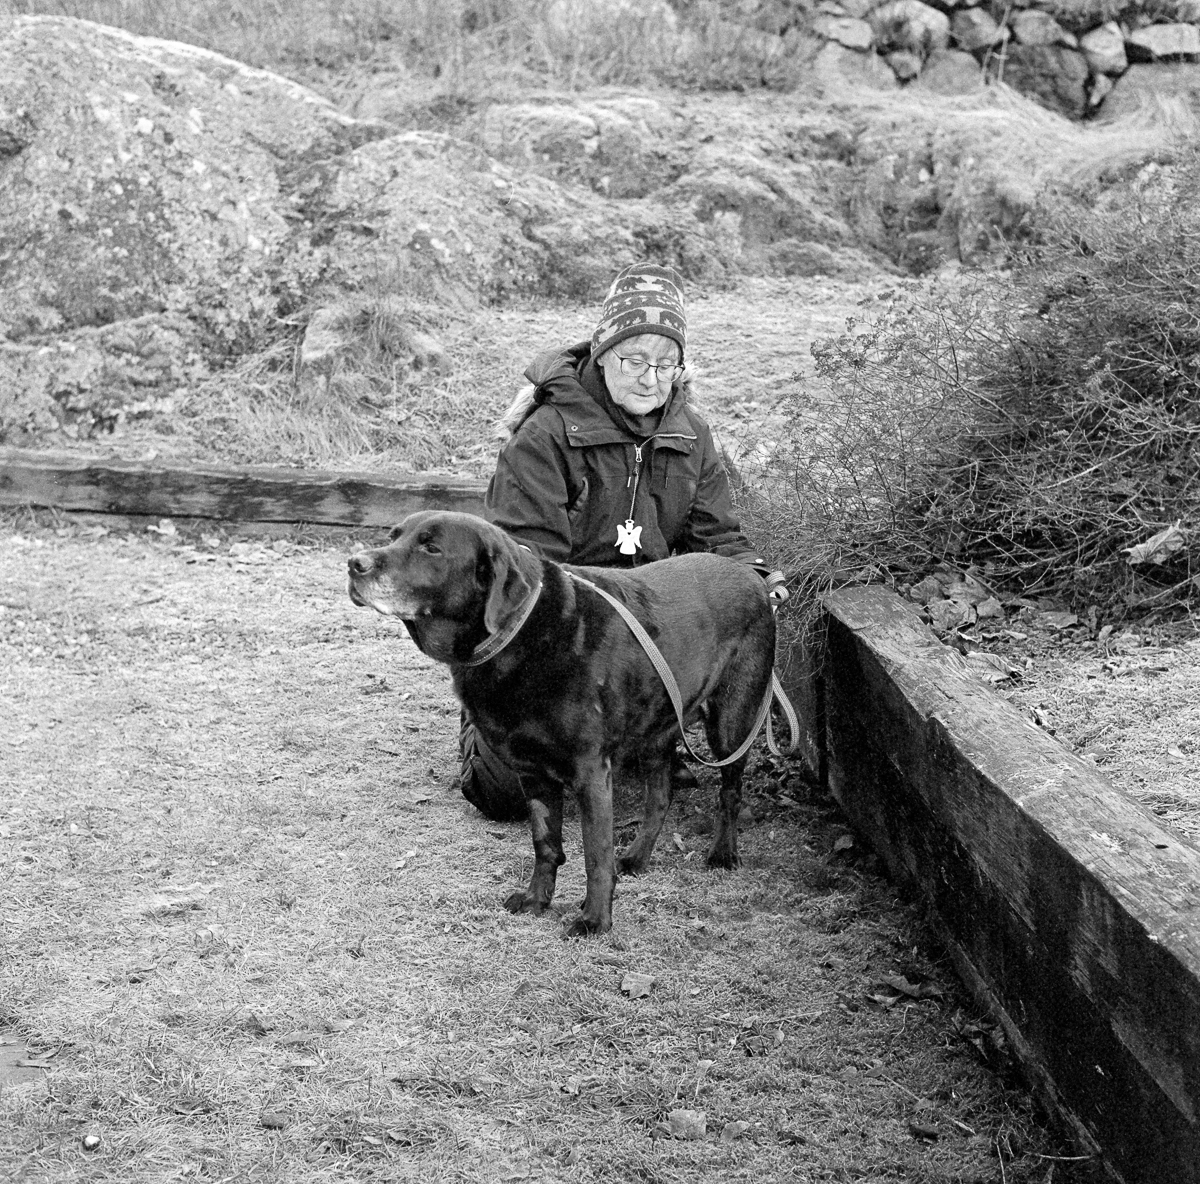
[347, 510, 775, 937]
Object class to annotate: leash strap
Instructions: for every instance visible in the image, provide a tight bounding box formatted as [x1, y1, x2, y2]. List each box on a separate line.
[565, 570, 799, 768]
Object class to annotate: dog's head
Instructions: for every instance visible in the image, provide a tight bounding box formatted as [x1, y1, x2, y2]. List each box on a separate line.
[347, 511, 540, 662]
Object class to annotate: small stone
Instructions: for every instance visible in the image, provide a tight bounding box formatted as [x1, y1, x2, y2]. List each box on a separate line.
[82, 1134, 102, 1152]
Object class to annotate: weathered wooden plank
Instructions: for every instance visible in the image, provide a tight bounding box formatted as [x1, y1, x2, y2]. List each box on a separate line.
[817, 586, 1200, 1184]
[0, 447, 488, 526]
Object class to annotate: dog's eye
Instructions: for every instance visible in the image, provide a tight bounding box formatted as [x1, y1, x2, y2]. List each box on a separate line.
[417, 532, 441, 555]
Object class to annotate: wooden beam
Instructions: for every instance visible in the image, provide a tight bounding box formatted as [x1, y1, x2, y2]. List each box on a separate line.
[0, 447, 488, 527]
[816, 587, 1200, 1183]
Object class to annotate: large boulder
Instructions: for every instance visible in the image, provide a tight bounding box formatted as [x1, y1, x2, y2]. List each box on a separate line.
[1126, 22, 1200, 61]
[915, 49, 986, 95]
[810, 40, 901, 90]
[814, 15, 875, 50]
[951, 8, 1007, 53]
[1080, 22, 1128, 75]
[994, 44, 1090, 119]
[1100, 61, 1200, 121]
[0, 313, 200, 441]
[869, 0, 951, 58]
[1010, 10, 1076, 48]
[476, 96, 682, 200]
[0, 15, 370, 346]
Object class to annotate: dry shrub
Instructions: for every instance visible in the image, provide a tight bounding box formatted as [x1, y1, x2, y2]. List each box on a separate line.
[746, 152, 1200, 632]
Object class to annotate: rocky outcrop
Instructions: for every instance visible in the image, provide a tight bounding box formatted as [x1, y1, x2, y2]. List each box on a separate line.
[0, 16, 874, 442]
[2, 10, 1192, 446]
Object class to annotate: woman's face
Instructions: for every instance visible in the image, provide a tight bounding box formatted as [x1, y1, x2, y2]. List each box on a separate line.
[598, 333, 682, 417]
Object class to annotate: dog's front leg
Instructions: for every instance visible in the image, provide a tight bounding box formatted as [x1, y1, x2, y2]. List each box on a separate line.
[617, 757, 672, 875]
[565, 755, 615, 938]
[706, 758, 745, 869]
[503, 787, 565, 916]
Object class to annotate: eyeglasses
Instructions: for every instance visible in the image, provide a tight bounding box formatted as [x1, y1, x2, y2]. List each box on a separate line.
[613, 353, 683, 383]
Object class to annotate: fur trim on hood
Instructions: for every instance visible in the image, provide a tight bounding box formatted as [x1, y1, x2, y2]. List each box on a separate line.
[494, 366, 698, 441]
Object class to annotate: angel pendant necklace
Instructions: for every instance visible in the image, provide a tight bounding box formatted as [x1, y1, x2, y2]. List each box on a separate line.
[616, 442, 646, 556]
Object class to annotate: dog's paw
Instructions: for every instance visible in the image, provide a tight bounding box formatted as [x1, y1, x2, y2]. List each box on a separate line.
[503, 890, 548, 915]
[616, 851, 649, 876]
[562, 915, 609, 940]
[705, 845, 740, 870]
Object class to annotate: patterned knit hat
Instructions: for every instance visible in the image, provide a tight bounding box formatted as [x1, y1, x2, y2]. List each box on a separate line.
[590, 262, 686, 362]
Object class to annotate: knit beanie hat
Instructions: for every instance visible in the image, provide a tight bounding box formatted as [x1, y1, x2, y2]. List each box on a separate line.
[590, 262, 686, 362]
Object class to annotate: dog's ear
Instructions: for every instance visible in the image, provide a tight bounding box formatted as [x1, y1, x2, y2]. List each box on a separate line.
[388, 511, 426, 542]
[480, 531, 537, 634]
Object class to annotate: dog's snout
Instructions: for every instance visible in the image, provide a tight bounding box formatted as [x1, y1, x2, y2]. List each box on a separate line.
[348, 551, 375, 578]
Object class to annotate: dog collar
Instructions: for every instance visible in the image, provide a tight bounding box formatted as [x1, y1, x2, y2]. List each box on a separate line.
[459, 580, 543, 668]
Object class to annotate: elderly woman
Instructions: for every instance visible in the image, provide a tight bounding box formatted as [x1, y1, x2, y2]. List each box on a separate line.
[461, 261, 786, 821]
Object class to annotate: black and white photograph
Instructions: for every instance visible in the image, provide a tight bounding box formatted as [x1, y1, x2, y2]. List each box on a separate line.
[1, 1, 1198, 1180]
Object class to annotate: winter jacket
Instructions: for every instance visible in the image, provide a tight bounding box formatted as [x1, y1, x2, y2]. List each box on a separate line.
[484, 341, 764, 569]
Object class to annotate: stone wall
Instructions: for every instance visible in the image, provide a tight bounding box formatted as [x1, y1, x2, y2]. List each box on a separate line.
[808, 0, 1200, 119]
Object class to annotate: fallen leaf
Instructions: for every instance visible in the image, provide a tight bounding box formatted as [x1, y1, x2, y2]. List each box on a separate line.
[276, 1031, 323, 1046]
[832, 834, 855, 854]
[967, 651, 1019, 684]
[865, 991, 901, 1009]
[975, 596, 1005, 620]
[15, 1058, 51, 1069]
[668, 1109, 706, 1140]
[944, 578, 991, 607]
[621, 971, 656, 999]
[879, 973, 944, 1000]
[720, 1120, 751, 1142]
[1122, 522, 1187, 567]
[1037, 610, 1080, 631]
[672, 832, 687, 852]
[927, 598, 974, 634]
[170, 1095, 211, 1116]
[908, 576, 943, 605]
[777, 1128, 807, 1145]
[908, 1121, 940, 1141]
[260, 1111, 289, 1129]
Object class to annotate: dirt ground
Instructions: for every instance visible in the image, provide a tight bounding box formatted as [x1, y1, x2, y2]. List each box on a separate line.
[991, 615, 1200, 842]
[0, 512, 1096, 1184]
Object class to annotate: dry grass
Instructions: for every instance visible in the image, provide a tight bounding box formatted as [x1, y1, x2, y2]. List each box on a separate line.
[0, 511, 1091, 1183]
[4, 0, 814, 95]
[105, 277, 872, 479]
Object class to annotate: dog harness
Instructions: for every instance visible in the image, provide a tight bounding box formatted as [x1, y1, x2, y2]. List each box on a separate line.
[565, 570, 800, 767]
